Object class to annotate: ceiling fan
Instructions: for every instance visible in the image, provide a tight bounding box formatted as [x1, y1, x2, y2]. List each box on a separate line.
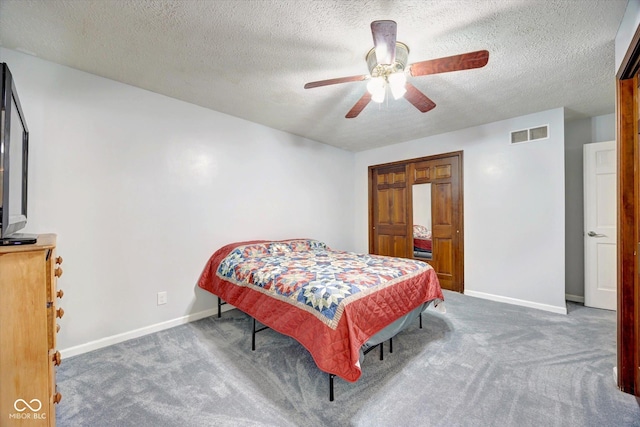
[304, 20, 489, 118]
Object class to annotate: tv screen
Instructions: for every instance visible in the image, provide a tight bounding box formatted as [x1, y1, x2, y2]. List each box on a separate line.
[0, 63, 36, 245]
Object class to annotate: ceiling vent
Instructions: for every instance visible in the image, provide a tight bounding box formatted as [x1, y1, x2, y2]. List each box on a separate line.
[510, 125, 549, 144]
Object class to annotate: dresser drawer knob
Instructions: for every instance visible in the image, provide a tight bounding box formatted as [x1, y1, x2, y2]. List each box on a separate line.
[56, 308, 64, 319]
[55, 256, 63, 265]
[53, 392, 62, 404]
[52, 351, 62, 366]
[57, 289, 64, 299]
[54, 267, 63, 278]
[56, 324, 61, 333]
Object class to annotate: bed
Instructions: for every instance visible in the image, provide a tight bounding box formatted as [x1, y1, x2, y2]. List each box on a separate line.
[197, 238, 444, 399]
[413, 224, 433, 259]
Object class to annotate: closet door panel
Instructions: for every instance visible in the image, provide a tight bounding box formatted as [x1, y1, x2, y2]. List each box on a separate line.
[435, 164, 452, 179]
[377, 235, 409, 257]
[432, 181, 455, 288]
[413, 161, 432, 183]
[434, 238, 453, 275]
[433, 182, 453, 226]
[377, 190, 391, 224]
[375, 188, 407, 226]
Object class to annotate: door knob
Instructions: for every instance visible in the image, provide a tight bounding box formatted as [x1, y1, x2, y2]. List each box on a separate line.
[587, 231, 605, 237]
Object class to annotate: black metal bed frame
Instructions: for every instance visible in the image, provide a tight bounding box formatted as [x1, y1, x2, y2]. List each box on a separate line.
[216, 296, 422, 401]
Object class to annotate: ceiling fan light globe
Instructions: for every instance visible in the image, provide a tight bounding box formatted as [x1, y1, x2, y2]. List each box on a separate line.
[388, 71, 405, 84]
[388, 72, 407, 99]
[367, 77, 386, 103]
[388, 71, 406, 84]
[390, 85, 406, 100]
[371, 90, 385, 103]
[367, 77, 385, 94]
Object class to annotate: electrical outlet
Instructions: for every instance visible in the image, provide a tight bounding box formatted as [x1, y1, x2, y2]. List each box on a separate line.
[157, 291, 167, 305]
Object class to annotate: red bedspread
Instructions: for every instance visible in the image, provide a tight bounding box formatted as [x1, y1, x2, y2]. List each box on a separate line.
[197, 239, 443, 382]
[414, 237, 432, 251]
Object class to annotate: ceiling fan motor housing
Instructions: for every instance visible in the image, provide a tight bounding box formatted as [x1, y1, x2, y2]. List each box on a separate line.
[366, 42, 409, 78]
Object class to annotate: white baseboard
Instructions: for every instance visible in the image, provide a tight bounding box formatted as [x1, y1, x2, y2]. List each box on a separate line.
[565, 294, 585, 303]
[60, 305, 234, 358]
[464, 290, 568, 315]
[60, 290, 572, 358]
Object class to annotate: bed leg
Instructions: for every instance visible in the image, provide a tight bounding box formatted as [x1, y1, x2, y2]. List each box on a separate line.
[419, 313, 423, 329]
[329, 374, 335, 401]
[389, 337, 393, 354]
[379, 342, 384, 360]
[217, 297, 228, 318]
[252, 317, 256, 351]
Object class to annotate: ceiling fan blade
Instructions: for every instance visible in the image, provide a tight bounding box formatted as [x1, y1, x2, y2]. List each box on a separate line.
[409, 50, 489, 77]
[371, 20, 397, 65]
[304, 74, 368, 89]
[404, 83, 436, 113]
[346, 92, 372, 118]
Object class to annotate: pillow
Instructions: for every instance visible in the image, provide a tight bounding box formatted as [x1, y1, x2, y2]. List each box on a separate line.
[268, 242, 292, 255]
[242, 244, 270, 257]
[280, 239, 328, 252]
[413, 224, 431, 239]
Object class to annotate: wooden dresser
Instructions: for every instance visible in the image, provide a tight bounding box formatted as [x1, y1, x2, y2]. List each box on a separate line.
[0, 234, 64, 426]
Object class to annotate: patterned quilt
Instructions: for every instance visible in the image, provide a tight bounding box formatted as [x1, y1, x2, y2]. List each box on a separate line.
[198, 239, 443, 382]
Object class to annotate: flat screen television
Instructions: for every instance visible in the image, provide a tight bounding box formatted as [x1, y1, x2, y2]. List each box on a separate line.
[0, 63, 36, 245]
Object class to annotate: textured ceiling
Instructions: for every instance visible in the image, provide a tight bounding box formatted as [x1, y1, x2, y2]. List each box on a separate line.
[0, 0, 629, 152]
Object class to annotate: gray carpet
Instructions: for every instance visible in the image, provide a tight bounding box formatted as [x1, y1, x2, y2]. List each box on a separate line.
[57, 291, 640, 426]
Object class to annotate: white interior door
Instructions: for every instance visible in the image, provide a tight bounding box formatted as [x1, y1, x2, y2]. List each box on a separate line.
[584, 140, 616, 310]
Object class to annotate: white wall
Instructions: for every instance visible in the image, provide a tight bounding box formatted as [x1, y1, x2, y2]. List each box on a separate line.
[616, 0, 640, 72]
[564, 114, 615, 301]
[0, 48, 355, 355]
[591, 114, 616, 142]
[354, 109, 567, 314]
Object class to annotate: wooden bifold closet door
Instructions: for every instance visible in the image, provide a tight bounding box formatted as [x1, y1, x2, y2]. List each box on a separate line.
[369, 151, 464, 292]
[370, 164, 411, 258]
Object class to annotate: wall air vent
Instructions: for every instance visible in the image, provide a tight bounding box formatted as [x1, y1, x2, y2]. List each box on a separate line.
[510, 124, 549, 144]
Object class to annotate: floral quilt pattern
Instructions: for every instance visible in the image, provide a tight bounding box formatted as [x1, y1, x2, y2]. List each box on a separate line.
[216, 239, 430, 325]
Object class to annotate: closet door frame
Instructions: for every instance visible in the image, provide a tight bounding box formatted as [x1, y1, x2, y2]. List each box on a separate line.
[368, 150, 464, 292]
[616, 22, 640, 397]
